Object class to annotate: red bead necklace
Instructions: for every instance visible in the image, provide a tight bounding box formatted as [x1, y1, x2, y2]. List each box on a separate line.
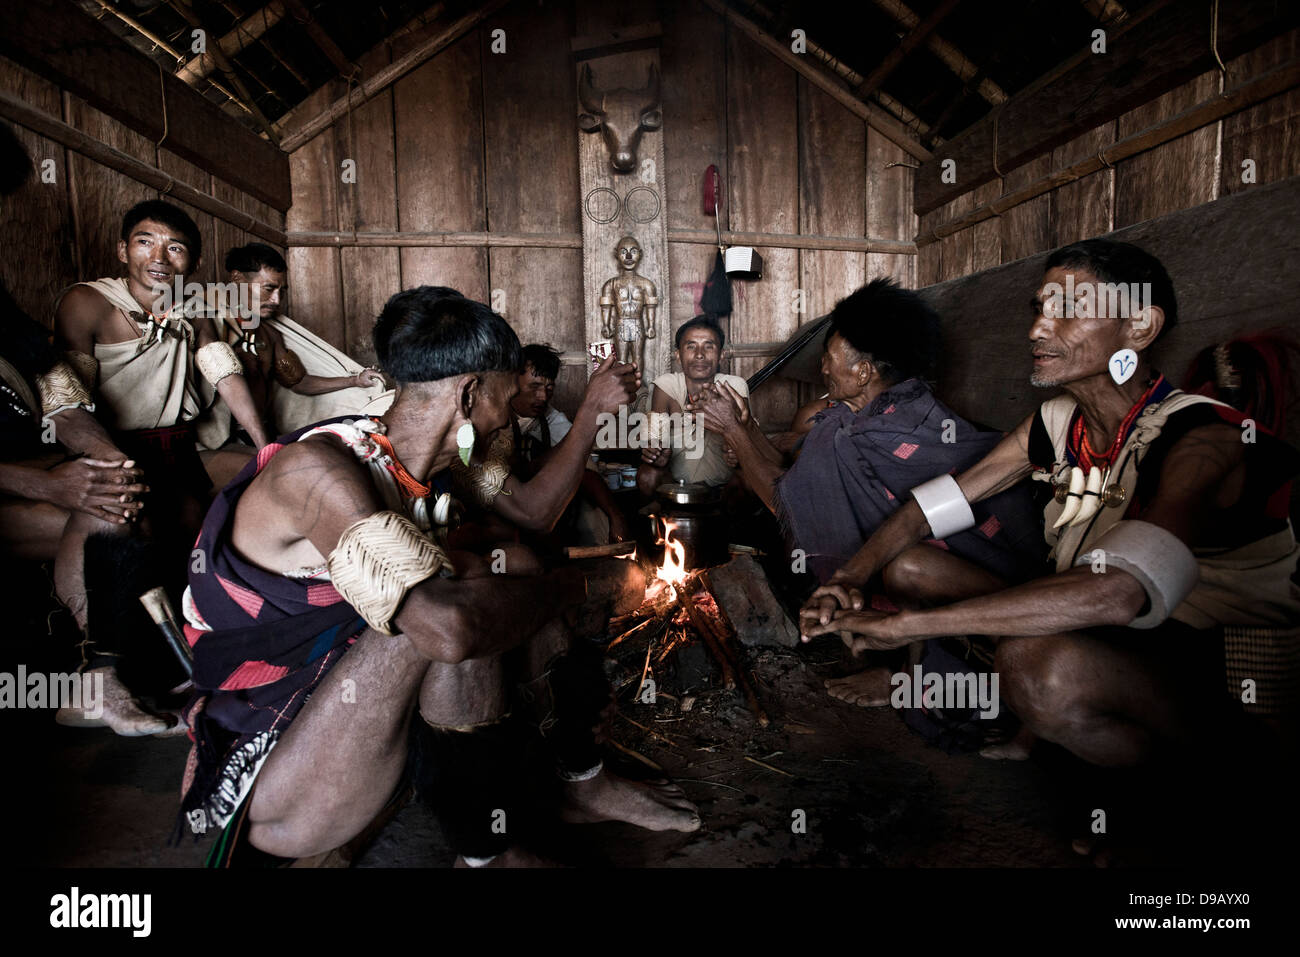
[1070, 375, 1164, 472]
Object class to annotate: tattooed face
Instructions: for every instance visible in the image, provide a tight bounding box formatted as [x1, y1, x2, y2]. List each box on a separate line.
[1029, 266, 1128, 388]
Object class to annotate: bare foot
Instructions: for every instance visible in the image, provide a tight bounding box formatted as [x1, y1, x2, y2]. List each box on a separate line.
[979, 725, 1036, 761]
[825, 666, 893, 708]
[453, 846, 560, 868]
[54, 666, 172, 737]
[561, 770, 701, 832]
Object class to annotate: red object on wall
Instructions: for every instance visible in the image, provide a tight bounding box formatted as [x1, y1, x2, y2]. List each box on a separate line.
[703, 164, 720, 215]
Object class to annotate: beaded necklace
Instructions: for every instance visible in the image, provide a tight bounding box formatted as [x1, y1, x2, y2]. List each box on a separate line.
[1068, 374, 1165, 471]
[370, 429, 431, 499]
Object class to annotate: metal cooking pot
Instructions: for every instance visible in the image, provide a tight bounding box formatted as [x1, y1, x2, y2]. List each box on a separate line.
[652, 481, 729, 568]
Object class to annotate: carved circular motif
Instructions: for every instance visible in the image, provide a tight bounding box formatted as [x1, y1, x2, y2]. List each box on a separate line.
[584, 187, 621, 224]
[625, 185, 661, 223]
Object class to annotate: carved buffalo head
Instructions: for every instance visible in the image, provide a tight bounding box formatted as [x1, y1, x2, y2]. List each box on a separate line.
[577, 63, 662, 174]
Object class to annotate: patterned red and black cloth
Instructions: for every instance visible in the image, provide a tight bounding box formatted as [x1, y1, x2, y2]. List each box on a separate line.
[177, 417, 367, 838]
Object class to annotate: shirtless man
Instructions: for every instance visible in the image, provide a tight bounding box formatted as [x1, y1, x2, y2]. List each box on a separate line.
[801, 240, 1300, 770]
[179, 289, 698, 865]
[218, 243, 385, 438]
[54, 201, 270, 542]
[507, 343, 630, 545]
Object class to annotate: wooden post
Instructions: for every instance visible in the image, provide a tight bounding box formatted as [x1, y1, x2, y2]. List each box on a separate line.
[575, 29, 673, 396]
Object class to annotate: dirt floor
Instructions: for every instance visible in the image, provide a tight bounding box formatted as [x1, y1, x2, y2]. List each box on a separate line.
[1, 556, 1288, 869]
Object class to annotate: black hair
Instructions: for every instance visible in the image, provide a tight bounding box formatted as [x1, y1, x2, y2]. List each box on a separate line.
[827, 277, 941, 384]
[674, 314, 725, 351]
[120, 200, 202, 263]
[1044, 239, 1178, 342]
[373, 286, 462, 366]
[372, 287, 521, 384]
[521, 343, 562, 381]
[225, 242, 287, 274]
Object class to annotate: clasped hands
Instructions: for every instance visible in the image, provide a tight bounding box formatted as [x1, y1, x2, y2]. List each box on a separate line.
[48, 456, 148, 525]
[798, 578, 908, 653]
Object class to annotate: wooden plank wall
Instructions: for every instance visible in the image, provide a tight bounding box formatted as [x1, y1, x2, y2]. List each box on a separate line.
[0, 54, 285, 329]
[914, 26, 1300, 489]
[919, 27, 1300, 283]
[284, 0, 915, 425]
[919, 175, 1300, 462]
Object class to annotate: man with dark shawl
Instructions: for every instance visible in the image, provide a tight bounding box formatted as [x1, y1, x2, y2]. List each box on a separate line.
[178, 288, 699, 866]
[800, 242, 1300, 776]
[691, 279, 1044, 706]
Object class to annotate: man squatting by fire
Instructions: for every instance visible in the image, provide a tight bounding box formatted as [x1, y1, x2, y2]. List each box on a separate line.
[688, 279, 1046, 709]
[179, 288, 700, 866]
[801, 241, 1300, 772]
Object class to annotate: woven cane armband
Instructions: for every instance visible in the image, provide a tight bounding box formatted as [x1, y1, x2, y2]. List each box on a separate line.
[274, 348, 307, 388]
[36, 361, 95, 416]
[910, 474, 976, 540]
[63, 351, 99, 389]
[327, 511, 455, 636]
[1074, 520, 1200, 629]
[196, 340, 244, 387]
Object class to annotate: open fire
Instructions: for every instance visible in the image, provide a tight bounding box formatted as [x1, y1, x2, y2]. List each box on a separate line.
[608, 518, 769, 726]
[642, 517, 688, 607]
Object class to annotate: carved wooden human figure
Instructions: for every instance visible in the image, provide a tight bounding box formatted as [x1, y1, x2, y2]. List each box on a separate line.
[599, 235, 659, 371]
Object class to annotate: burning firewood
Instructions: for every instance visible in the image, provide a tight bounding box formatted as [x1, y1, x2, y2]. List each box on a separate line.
[606, 517, 771, 726]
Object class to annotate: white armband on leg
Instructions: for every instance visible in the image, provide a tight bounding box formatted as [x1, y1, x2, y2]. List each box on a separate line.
[1074, 520, 1199, 629]
[910, 473, 975, 540]
[195, 341, 244, 387]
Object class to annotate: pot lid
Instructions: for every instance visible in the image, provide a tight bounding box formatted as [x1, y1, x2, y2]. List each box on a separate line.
[656, 480, 718, 505]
